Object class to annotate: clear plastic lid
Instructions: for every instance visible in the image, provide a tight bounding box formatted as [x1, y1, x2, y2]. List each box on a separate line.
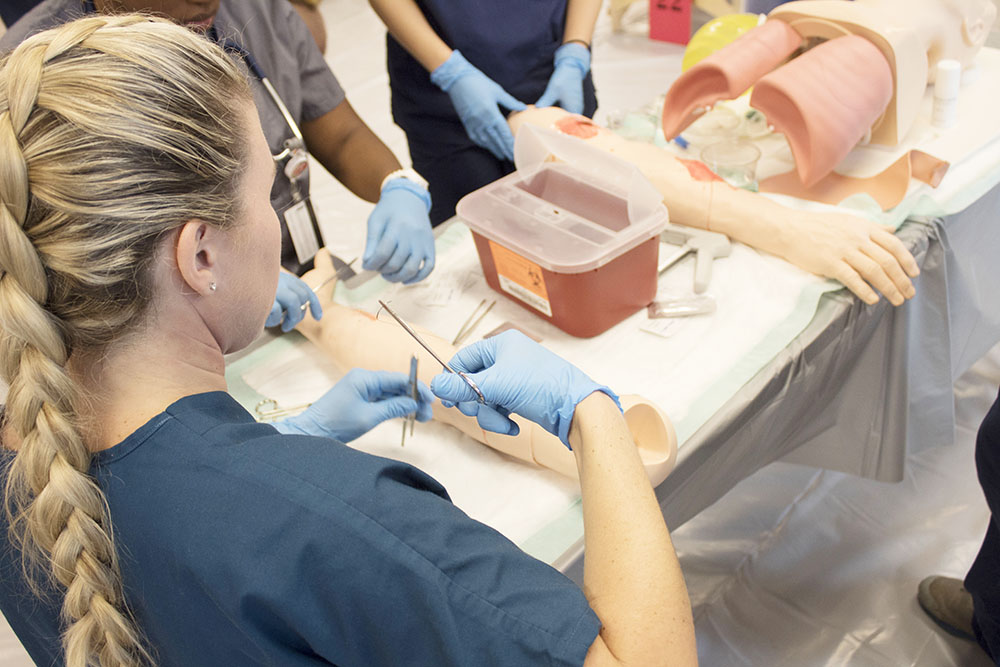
[456, 124, 669, 273]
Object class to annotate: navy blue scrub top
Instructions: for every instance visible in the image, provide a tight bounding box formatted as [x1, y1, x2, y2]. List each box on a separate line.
[0, 392, 601, 666]
[387, 0, 597, 140]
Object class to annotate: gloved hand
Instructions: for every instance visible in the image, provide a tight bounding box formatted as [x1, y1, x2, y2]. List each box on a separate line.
[430, 50, 527, 162]
[363, 179, 435, 284]
[266, 271, 322, 332]
[429, 331, 619, 448]
[273, 368, 434, 443]
[534, 43, 590, 114]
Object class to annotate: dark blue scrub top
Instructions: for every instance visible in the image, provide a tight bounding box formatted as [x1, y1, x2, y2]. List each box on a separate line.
[387, 0, 597, 139]
[0, 392, 600, 666]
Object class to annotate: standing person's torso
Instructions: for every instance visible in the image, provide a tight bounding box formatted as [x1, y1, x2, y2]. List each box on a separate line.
[386, 0, 571, 121]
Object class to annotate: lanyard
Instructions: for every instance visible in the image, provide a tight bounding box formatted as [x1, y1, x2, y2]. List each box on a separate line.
[221, 40, 303, 144]
[221, 40, 311, 190]
[219, 39, 323, 267]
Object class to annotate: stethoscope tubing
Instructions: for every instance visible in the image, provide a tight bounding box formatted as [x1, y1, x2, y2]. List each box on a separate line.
[222, 40, 303, 142]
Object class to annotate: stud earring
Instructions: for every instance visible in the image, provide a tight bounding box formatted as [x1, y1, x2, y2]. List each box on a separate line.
[209, 281, 217, 292]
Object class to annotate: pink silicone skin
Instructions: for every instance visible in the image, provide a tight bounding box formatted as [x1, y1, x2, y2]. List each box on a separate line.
[660, 19, 802, 139]
[749, 34, 893, 187]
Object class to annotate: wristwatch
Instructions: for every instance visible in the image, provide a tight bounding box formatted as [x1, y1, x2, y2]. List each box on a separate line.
[380, 168, 429, 192]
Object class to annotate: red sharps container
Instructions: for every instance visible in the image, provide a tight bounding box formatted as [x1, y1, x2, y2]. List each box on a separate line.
[456, 125, 668, 338]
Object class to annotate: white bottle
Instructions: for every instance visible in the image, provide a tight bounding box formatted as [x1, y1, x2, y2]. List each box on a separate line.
[932, 59, 961, 130]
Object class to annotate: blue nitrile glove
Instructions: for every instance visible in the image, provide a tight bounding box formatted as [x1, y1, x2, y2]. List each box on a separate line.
[429, 331, 620, 448]
[363, 180, 435, 284]
[266, 272, 322, 333]
[273, 368, 434, 443]
[430, 50, 527, 162]
[534, 43, 590, 114]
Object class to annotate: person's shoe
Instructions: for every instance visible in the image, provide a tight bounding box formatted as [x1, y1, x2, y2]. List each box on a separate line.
[918, 575, 977, 641]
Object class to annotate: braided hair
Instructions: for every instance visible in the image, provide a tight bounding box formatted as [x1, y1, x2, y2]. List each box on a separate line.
[0, 15, 251, 666]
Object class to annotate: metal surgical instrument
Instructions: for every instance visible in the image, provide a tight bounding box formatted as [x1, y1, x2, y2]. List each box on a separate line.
[254, 398, 310, 422]
[377, 300, 486, 404]
[300, 256, 358, 310]
[451, 299, 496, 346]
[401, 355, 418, 447]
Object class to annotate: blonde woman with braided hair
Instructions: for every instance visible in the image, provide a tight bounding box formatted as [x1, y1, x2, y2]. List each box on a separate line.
[0, 15, 696, 667]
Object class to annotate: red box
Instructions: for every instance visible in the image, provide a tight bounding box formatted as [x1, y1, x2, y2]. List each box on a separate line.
[456, 125, 668, 337]
[649, 0, 692, 45]
[469, 230, 661, 338]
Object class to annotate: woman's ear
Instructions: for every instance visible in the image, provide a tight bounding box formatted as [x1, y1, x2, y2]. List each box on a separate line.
[174, 219, 220, 296]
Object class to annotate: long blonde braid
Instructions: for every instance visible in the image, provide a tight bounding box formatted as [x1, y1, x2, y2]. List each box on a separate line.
[0, 15, 252, 666]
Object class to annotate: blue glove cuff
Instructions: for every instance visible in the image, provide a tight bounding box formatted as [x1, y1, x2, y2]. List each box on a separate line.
[272, 415, 311, 436]
[556, 385, 622, 449]
[430, 50, 475, 92]
[382, 177, 432, 214]
[553, 43, 591, 77]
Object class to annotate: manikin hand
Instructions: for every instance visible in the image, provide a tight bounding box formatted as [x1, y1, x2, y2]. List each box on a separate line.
[780, 211, 919, 306]
[534, 43, 590, 115]
[274, 368, 434, 443]
[430, 331, 619, 448]
[364, 180, 435, 284]
[266, 271, 322, 333]
[430, 50, 527, 161]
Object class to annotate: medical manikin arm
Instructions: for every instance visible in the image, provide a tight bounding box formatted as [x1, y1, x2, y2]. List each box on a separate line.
[294, 251, 678, 486]
[509, 107, 919, 306]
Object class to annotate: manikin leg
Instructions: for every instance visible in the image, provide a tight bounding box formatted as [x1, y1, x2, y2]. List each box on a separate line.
[295, 251, 678, 486]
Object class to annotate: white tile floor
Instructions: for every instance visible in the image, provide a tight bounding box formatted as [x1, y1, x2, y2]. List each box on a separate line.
[2, 2, 999, 665]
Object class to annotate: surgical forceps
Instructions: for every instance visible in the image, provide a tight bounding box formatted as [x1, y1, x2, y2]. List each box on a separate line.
[401, 355, 418, 447]
[377, 300, 486, 404]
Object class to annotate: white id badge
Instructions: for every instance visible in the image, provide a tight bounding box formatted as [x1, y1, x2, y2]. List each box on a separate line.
[283, 199, 320, 265]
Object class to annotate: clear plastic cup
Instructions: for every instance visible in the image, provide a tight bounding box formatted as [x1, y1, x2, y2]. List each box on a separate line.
[678, 105, 742, 147]
[700, 139, 761, 191]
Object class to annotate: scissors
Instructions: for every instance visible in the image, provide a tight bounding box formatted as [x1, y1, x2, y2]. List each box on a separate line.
[377, 300, 486, 404]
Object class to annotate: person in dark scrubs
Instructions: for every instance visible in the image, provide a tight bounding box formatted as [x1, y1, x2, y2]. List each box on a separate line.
[369, 0, 601, 225]
[919, 388, 1000, 662]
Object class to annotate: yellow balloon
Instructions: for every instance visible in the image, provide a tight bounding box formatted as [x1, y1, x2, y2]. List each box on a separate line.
[682, 14, 762, 72]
